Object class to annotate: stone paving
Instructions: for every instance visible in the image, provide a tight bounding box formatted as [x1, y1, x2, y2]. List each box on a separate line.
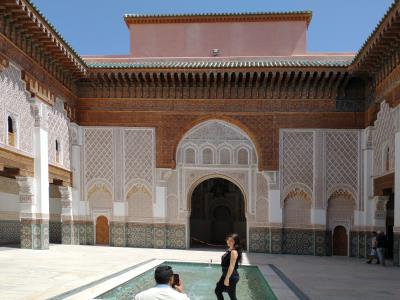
[0, 244, 399, 300]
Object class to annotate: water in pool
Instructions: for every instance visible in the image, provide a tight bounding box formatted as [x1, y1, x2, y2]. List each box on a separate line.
[97, 261, 277, 300]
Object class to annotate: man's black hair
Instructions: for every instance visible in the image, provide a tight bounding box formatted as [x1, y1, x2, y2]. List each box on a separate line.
[154, 265, 173, 284]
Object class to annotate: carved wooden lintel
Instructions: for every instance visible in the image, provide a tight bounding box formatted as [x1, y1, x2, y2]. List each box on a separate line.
[21, 70, 55, 106]
[0, 53, 9, 72]
[49, 164, 72, 187]
[0, 147, 34, 178]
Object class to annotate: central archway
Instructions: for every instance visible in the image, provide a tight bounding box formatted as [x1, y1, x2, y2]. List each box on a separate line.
[190, 178, 246, 248]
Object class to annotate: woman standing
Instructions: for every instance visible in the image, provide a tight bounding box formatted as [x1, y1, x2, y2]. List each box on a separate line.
[215, 233, 242, 300]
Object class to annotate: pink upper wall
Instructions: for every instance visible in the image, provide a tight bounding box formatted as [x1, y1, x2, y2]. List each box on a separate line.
[127, 20, 308, 57]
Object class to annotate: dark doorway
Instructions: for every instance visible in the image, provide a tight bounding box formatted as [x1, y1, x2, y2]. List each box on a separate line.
[383, 188, 394, 259]
[190, 178, 246, 248]
[333, 225, 348, 256]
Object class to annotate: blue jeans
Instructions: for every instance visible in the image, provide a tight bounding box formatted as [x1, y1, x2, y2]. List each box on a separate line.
[377, 248, 385, 265]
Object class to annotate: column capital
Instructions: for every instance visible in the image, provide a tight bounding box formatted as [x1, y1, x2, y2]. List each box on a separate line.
[58, 186, 72, 209]
[363, 126, 375, 150]
[15, 176, 35, 204]
[264, 171, 279, 190]
[373, 195, 389, 219]
[156, 168, 173, 187]
[30, 101, 49, 130]
[69, 123, 82, 146]
[393, 105, 400, 133]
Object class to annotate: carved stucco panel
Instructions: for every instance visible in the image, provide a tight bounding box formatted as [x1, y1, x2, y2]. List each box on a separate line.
[84, 128, 114, 190]
[123, 128, 154, 193]
[280, 130, 314, 196]
[48, 101, 70, 169]
[373, 101, 396, 177]
[325, 131, 359, 208]
[0, 64, 34, 154]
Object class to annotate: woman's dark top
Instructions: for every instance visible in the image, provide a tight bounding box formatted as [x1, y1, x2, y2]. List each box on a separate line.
[221, 250, 239, 275]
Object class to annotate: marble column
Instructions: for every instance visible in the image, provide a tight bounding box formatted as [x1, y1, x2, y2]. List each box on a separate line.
[16, 101, 50, 250]
[266, 171, 282, 254]
[393, 106, 400, 266]
[15, 176, 47, 249]
[311, 208, 328, 256]
[70, 123, 93, 245]
[59, 186, 76, 244]
[363, 127, 375, 230]
[372, 196, 389, 230]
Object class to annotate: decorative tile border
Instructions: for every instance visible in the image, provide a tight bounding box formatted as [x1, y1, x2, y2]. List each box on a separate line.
[49, 221, 61, 244]
[249, 227, 270, 253]
[21, 219, 49, 250]
[0, 220, 20, 245]
[111, 222, 126, 247]
[282, 229, 314, 255]
[393, 233, 400, 266]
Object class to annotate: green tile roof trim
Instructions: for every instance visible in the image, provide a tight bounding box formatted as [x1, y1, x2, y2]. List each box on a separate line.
[124, 11, 312, 18]
[26, 0, 87, 67]
[87, 58, 353, 69]
[352, 0, 398, 64]
[124, 11, 313, 25]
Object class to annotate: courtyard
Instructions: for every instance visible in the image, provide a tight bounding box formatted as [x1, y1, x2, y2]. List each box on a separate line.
[0, 244, 399, 300]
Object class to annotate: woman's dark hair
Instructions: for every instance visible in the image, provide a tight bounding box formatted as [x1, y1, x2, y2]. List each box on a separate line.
[227, 233, 243, 264]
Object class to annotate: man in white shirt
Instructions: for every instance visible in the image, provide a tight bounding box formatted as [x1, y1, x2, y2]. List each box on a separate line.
[134, 265, 190, 300]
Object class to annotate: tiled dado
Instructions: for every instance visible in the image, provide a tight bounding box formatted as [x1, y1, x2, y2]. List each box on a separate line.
[350, 231, 368, 259]
[0, 220, 20, 245]
[49, 221, 61, 244]
[110, 222, 126, 247]
[249, 227, 331, 256]
[283, 229, 314, 255]
[394, 233, 400, 267]
[61, 221, 94, 245]
[112, 223, 186, 249]
[20, 219, 49, 250]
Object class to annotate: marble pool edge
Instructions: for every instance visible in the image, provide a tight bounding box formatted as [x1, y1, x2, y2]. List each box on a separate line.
[50, 259, 300, 300]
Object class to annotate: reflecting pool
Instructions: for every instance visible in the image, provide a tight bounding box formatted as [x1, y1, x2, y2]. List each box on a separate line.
[97, 261, 277, 300]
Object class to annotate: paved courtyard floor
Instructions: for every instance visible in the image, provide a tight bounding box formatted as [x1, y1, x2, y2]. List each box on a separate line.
[0, 244, 399, 300]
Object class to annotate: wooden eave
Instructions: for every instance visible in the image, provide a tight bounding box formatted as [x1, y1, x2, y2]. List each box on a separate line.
[351, 0, 400, 73]
[124, 11, 312, 26]
[0, 0, 87, 77]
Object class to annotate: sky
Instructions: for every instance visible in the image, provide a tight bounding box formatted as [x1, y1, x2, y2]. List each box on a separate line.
[31, 0, 394, 56]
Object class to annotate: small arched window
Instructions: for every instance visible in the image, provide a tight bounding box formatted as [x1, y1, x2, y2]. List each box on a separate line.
[202, 148, 213, 164]
[185, 148, 195, 164]
[7, 116, 16, 147]
[219, 148, 230, 164]
[237, 148, 249, 165]
[55, 139, 61, 163]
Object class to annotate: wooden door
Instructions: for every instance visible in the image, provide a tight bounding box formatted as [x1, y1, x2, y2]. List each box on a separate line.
[333, 226, 348, 256]
[96, 216, 109, 245]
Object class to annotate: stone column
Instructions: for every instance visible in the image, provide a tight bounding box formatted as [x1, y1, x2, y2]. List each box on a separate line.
[17, 101, 50, 250]
[393, 106, 400, 266]
[372, 196, 389, 230]
[58, 186, 76, 244]
[363, 127, 375, 230]
[311, 209, 328, 256]
[152, 169, 172, 249]
[266, 171, 282, 254]
[111, 202, 126, 247]
[70, 123, 93, 245]
[15, 176, 44, 249]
